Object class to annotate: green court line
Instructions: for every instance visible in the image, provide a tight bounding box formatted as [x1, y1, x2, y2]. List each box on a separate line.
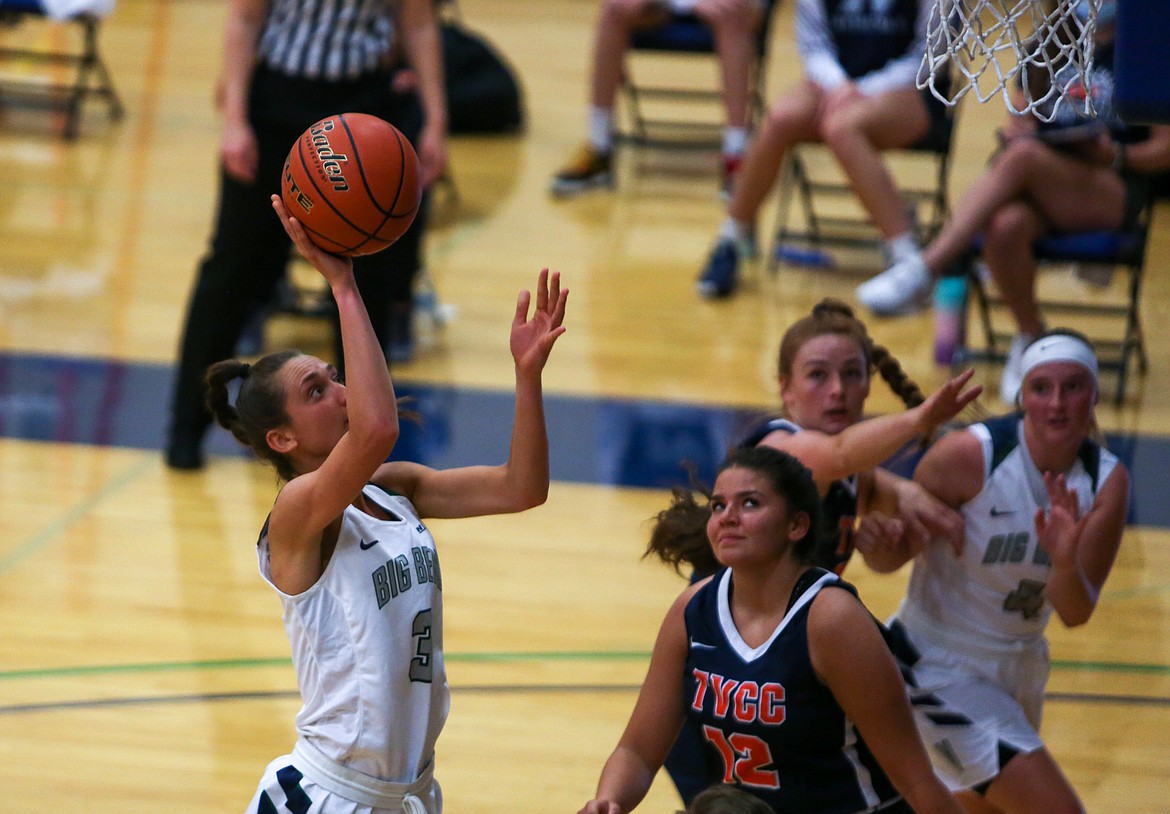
[0, 651, 649, 681]
[0, 454, 155, 576]
[1, 651, 1167, 682]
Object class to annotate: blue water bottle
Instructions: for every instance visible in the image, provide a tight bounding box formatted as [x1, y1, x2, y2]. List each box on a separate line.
[932, 275, 967, 365]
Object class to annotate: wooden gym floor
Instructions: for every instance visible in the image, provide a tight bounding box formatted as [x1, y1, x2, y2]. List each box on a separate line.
[0, 1, 1168, 811]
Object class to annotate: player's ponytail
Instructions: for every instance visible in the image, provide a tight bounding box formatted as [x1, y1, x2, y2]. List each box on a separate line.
[203, 350, 300, 481]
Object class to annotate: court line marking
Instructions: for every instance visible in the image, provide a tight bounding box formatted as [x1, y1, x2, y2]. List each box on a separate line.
[2, 685, 1168, 716]
[0, 454, 154, 576]
[1, 652, 1168, 682]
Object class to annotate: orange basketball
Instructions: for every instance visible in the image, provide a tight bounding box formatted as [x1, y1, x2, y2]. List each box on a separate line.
[281, 113, 421, 257]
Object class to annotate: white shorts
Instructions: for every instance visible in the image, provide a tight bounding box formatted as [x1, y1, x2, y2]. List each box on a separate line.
[246, 741, 442, 814]
[890, 607, 1048, 792]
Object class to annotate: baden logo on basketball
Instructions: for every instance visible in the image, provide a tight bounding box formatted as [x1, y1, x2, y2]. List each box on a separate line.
[308, 119, 351, 192]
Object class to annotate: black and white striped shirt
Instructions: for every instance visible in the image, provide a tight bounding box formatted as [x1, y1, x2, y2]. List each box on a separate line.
[258, 0, 397, 81]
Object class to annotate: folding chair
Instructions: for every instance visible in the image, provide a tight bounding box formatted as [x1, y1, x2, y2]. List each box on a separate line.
[962, 201, 1153, 405]
[616, 0, 780, 150]
[767, 92, 959, 273]
[0, 0, 123, 138]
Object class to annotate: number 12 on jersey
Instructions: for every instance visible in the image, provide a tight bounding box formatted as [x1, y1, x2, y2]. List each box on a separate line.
[702, 724, 780, 788]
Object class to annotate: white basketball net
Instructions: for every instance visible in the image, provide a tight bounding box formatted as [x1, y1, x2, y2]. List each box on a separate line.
[919, 0, 1101, 121]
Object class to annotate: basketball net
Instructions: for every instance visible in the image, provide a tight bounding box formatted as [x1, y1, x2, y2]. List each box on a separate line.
[919, 0, 1101, 122]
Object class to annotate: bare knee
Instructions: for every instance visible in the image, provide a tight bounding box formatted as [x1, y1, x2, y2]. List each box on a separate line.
[820, 108, 867, 152]
[694, 0, 760, 31]
[984, 202, 1043, 251]
[991, 137, 1053, 179]
[760, 101, 815, 148]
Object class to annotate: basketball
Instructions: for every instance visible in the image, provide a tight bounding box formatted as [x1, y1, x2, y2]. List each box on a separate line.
[281, 112, 421, 256]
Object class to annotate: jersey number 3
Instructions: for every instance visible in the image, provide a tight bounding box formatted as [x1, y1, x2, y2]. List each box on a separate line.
[410, 609, 434, 682]
[703, 725, 780, 789]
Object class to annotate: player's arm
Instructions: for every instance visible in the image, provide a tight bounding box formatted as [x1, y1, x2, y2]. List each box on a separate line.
[762, 369, 979, 488]
[858, 468, 965, 572]
[375, 271, 567, 519]
[913, 427, 984, 511]
[265, 199, 400, 594]
[579, 585, 696, 814]
[852, 428, 984, 572]
[809, 589, 965, 814]
[1040, 465, 1129, 627]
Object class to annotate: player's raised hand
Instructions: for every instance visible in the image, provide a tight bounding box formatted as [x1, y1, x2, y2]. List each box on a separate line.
[511, 268, 569, 375]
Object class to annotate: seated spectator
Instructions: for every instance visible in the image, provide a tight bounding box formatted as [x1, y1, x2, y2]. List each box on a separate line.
[696, 0, 938, 298]
[855, 0, 1170, 402]
[549, 0, 766, 198]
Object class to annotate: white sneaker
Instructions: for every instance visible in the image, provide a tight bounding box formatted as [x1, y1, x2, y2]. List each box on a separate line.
[999, 333, 1034, 405]
[856, 256, 933, 316]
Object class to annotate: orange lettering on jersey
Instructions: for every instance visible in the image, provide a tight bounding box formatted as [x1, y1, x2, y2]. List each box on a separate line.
[711, 674, 740, 717]
[733, 682, 758, 723]
[691, 669, 710, 711]
[694, 671, 786, 725]
[759, 683, 786, 724]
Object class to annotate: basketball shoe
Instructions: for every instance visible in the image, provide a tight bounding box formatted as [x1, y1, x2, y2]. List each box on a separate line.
[856, 256, 933, 315]
[550, 144, 614, 198]
[697, 238, 740, 299]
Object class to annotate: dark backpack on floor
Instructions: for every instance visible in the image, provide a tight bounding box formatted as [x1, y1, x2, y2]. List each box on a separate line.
[442, 20, 524, 134]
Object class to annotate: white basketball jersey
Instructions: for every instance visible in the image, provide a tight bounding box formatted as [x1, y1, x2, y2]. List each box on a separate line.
[901, 416, 1119, 647]
[258, 484, 449, 784]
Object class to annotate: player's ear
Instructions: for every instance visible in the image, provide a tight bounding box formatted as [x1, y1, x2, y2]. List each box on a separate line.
[266, 427, 297, 455]
[788, 511, 811, 543]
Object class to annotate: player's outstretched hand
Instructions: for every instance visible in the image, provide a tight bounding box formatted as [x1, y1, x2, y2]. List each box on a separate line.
[511, 268, 569, 376]
[1036, 471, 1089, 570]
[271, 195, 353, 287]
[917, 368, 982, 431]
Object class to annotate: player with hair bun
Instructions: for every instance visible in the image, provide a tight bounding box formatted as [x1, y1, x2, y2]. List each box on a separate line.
[220, 197, 567, 814]
[649, 298, 982, 582]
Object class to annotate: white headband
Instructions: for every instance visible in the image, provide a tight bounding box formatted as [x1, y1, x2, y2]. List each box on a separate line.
[1019, 334, 1099, 383]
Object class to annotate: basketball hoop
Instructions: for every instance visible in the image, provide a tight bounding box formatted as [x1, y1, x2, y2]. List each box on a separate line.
[919, 0, 1101, 122]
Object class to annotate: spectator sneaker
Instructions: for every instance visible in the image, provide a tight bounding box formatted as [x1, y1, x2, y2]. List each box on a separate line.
[999, 333, 1035, 406]
[697, 238, 740, 299]
[550, 144, 613, 198]
[856, 256, 933, 316]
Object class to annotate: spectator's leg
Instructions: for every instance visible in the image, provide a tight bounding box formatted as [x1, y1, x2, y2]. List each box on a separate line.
[983, 201, 1047, 337]
[820, 86, 929, 241]
[725, 80, 821, 224]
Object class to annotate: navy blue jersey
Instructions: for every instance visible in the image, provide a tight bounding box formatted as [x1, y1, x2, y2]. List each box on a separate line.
[823, 0, 921, 79]
[684, 568, 907, 814]
[739, 418, 857, 574]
